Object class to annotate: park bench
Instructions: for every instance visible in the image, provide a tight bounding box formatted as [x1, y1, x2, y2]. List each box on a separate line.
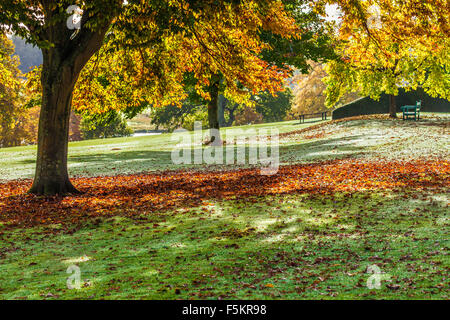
[401, 100, 421, 121]
[299, 111, 329, 123]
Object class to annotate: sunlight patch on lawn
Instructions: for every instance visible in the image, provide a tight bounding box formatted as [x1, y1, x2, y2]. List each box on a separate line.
[282, 226, 298, 233]
[303, 216, 335, 226]
[335, 223, 353, 230]
[428, 194, 449, 204]
[143, 270, 159, 277]
[251, 218, 278, 231]
[170, 242, 186, 248]
[263, 233, 289, 243]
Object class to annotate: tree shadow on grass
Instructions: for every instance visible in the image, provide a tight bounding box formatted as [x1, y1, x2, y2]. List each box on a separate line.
[14, 159, 36, 165]
[1, 189, 448, 300]
[69, 150, 173, 164]
[67, 150, 182, 177]
[67, 134, 371, 175]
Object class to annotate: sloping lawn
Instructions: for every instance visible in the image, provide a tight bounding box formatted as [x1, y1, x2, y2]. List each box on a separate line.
[0, 119, 312, 181]
[0, 114, 448, 299]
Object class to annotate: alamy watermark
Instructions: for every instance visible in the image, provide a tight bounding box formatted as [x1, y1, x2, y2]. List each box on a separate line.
[67, 4, 83, 39]
[66, 265, 81, 289]
[66, 5, 82, 30]
[171, 122, 279, 175]
[366, 264, 391, 289]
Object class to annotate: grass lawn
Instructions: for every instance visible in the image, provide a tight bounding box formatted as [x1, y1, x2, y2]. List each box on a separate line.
[0, 119, 311, 181]
[0, 114, 448, 300]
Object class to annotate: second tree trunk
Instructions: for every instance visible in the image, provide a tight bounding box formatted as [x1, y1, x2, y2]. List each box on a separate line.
[389, 94, 397, 118]
[207, 76, 221, 145]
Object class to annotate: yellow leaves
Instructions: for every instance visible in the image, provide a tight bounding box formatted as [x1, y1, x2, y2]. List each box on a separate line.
[0, 34, 38, 147]
[324, 0, 449, 105]
[23, 0, 300, 116]
[262, 0, 300, 39]
[158, 0, 295, 104]
[334, 0, 448, 58]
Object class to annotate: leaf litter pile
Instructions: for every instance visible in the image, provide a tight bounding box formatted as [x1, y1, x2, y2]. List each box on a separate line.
[0, 158, 448, 229]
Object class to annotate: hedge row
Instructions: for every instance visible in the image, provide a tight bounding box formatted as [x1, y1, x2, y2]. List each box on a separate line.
[332, 88, 450, 120]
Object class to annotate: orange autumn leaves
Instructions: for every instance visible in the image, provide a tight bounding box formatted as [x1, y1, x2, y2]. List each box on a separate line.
[62, 0, 298, 115]
[0, 159, 448, 228]
[181, 1, 297, 103]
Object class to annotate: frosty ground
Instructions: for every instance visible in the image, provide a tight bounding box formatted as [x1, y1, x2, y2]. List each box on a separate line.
[0, 114, 448, 299]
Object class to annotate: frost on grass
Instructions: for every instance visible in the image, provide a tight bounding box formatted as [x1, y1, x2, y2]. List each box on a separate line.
[280, 115, 449, 163]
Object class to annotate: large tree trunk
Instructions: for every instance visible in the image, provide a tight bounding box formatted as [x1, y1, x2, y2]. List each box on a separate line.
[389, 94, 397, 118]
[29, 54, 79, 195]
[29, 24, 108, 195]
[207, 75, 222, 145]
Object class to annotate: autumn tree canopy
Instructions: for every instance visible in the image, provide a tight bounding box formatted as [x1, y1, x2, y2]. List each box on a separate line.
[65, 0, 305, 144]
[0, 0, 301, 195]
[292, 61, 359, 115]
[322, 0, 450, 117]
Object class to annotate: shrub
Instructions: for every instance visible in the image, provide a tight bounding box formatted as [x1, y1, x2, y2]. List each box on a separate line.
[234, 105, 263, 125]
[81, 110, 133, 139]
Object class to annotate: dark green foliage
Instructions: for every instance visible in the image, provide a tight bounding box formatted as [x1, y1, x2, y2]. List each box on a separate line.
[81, 110, 133, 139]
[150, 103, 200, 131]
[152, 89, 294, 129]
[255, 89, 293, 122]
[332, 88, 450, 120]
[218, 95, 239, 127]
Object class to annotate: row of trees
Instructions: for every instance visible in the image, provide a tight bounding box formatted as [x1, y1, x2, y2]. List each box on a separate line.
[149, 89, 293, 131]
[0, 0, 448, 195]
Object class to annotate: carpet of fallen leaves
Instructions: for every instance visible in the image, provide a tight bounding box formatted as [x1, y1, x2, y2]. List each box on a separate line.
[0, 158, 448, 229]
